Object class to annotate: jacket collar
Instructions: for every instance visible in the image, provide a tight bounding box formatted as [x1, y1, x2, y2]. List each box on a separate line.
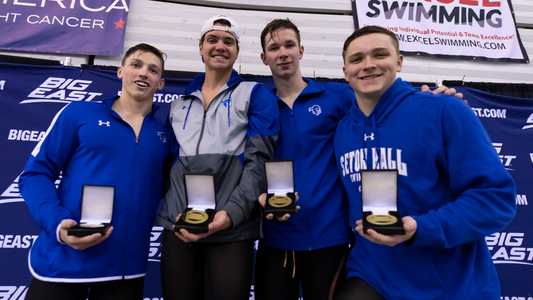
[184, 69, 244, 96]
[102, 96, 160, 119]
[274, 78, 325, 105]
[350, 78, 415, 125]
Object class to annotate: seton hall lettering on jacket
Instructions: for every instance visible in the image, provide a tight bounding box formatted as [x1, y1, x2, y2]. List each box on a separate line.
[340, 147, 408, 182]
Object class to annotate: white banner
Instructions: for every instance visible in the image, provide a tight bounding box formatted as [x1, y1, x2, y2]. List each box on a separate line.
[351, 0, 529, 63]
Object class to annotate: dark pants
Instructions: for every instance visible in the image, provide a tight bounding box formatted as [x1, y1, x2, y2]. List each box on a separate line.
[160, 229, 255, 300]
[254, 241, 349, 300]
[25, 277, 145, 300]
[334, 277, 386, 300]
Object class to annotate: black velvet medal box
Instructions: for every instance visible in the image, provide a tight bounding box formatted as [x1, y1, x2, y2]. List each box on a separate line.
[361, 170, 405, 235]
[174, 173, 216, 234]
[68, 185, 114, 237]
[264, 160, 296, 217]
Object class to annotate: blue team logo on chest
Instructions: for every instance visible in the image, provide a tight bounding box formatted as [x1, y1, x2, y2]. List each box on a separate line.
[221, 99, 231, 108]
[308, 105, 322, 116]
[158, 132, 167, 143]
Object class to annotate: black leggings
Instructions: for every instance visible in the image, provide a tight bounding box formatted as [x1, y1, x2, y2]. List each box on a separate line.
[254, 241, 349, 300]
[334, 277, 386, 300]
[160, 229, 255, 300]
[24, 277, 144, 300]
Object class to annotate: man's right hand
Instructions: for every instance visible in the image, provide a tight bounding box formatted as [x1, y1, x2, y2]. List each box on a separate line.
[59, 219, 113, 250]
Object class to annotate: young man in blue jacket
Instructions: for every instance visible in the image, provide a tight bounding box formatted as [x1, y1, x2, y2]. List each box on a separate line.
[254, 19, 354, 300]
[19, 43, 173, 300]
[334, 26, 516, 300]
[254, 19, 465, 300]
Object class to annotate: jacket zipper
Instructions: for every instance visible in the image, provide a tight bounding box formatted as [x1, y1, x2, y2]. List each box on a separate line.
[196, 109, 207, 157]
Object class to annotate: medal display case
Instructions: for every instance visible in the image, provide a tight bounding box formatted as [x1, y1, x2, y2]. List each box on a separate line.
[68, 185, 114, 237]
[174, 173, 216, 234]
[264, 160, 296, 217]
[361, 170, 405, 235]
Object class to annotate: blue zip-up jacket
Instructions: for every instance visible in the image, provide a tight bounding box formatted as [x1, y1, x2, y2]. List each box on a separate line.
[19, 96, 172, 282]
[334, 79, 516, 299]
[263, 79, 353, 251]
[157, 70, 280, 242]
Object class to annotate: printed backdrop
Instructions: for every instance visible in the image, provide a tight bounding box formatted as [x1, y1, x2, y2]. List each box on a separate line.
[0, 0, 130, 56]
[351, 0, 529, 63]
[0, 62, 531, 299]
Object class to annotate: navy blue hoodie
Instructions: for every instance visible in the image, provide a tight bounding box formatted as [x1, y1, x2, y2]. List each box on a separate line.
[335, 78, 516, 299]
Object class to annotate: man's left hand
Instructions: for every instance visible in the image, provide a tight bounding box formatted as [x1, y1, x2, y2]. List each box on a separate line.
[421, 85, 464, 101]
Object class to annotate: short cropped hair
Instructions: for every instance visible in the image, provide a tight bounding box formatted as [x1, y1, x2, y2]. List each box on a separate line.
[122, 43, 166, 77]
[260, 19, 301, 53]
[342, 26, 400, 63]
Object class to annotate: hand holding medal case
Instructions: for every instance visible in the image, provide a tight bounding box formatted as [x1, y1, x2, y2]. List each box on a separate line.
[174, 173, 216, 234]
[68, 185, 114, 237]
[361, 170, 405, 235]
[264, 160, 296, 216]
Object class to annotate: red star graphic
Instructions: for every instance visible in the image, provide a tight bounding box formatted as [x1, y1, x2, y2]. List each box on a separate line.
[114, 18, 126, 29]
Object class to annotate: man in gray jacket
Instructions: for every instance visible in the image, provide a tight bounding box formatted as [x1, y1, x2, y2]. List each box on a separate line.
[156, 15, 280, 300]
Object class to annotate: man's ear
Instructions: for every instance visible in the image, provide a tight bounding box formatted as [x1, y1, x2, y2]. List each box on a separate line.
[158, 78, 165, 90]
[117, 66, 124, 79]
[199, 41, 204, 57]
[299, 45, 304, 60]
[260, 52, 268, 66]
[199, 42, 206, 64]
[396, 54, 403, 73]
[343, 66, 348, 82]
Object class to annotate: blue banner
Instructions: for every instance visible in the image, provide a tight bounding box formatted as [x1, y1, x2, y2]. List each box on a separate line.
[0, 63, 531, 299]
[0, 0, 130, 56]
[455, 86, 533, 300]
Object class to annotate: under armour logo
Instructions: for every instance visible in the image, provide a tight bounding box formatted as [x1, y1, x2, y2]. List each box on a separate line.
[364, 133, 374, 141]
[182, 105, 187, 110]
[98, 120, 110, 127]
[308, 105, 322, 116]
[222, 99, 231, 108]
[158, 132, 167, 143]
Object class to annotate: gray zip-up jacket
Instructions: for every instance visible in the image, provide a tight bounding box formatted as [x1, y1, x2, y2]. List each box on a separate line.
[156, 70, 280, 242]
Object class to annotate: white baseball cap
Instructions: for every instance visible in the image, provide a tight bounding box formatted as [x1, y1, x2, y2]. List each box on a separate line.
[201, 15, 240, 42]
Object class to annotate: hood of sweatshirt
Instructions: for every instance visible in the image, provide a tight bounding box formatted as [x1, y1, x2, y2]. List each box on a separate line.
[349, 78, 417, 165]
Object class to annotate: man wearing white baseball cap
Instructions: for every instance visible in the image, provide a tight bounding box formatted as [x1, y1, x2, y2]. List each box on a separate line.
[157, 15, 280, 300]
[200, 15, 240, 42]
